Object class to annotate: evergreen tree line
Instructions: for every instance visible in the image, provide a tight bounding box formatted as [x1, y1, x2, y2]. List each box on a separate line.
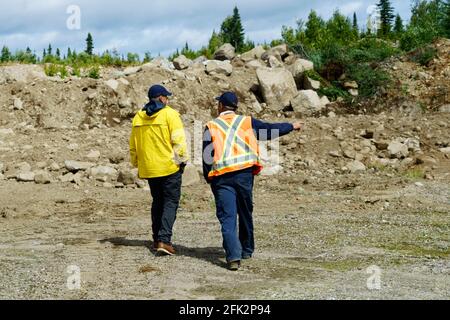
[1, 1, 449, 79]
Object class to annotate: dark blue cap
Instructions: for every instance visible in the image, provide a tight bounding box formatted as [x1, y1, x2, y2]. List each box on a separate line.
[216, 92, 238, 109]
[148, 85, 172, 99]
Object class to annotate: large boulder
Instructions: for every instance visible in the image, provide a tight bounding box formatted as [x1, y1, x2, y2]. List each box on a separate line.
[240, 45, 266, 62]
[287, 59, 314, 84]
[256, 67, 298, 110]
[143, 57, 174, 71]
[261, 44, 289, 62]
[173, 55, 193, 70]
[193, 56, 208, 64]
[214, 44, 236, 61]
[291, 90, 325, 116]
[205, 60, 233, 76]
[245, 60, 265, 69]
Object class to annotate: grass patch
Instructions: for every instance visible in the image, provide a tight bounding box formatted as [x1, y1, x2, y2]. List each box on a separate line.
[403, 168, 425, 180]
[380, 242, 449, 258]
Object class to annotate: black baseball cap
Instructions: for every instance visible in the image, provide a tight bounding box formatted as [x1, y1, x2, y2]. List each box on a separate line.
[216, 92, 238, 109]
[148, 85, 172, 99]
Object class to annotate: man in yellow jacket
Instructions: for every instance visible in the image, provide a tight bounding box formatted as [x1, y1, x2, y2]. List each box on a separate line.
[130, 85, 189, 256]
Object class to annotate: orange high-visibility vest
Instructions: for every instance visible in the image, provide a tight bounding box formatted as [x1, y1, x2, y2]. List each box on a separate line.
[206, 113, 263, 178]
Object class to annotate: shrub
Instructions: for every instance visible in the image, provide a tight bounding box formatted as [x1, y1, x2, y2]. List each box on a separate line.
[88, 66, 100, 79]
[409, 45, 437, 66]
[44, 64, 59, 77]
[346, 63, 391, 97]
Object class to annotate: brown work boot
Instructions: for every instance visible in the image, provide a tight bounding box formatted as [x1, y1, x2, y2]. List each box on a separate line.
[227, 260, 241, 271]
[156, 242, 176, 256]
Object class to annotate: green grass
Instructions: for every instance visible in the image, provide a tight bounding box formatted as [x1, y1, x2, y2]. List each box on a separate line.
[403, 168, 425, 180]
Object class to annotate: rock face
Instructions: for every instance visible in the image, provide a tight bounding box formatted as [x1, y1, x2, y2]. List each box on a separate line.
[173, 55, 193, 70]
[256, 67, 298, 110]
[214, 44, 236, 61]
[291, 90, 325, 116]
[205, 60, 233, 76]
[182, 165, 200, 187]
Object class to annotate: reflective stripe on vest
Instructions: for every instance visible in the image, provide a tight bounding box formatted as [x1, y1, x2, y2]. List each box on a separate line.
[207, 114, 263, 178]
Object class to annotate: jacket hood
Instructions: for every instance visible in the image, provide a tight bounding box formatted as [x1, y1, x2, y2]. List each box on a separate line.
[133, 107, 167, 127]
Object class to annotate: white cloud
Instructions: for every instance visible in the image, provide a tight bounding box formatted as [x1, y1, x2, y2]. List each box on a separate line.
[340, 1, 364, 15]
[0, 0, 412, 57]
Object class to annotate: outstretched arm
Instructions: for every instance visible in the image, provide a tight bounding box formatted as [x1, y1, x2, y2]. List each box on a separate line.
[252, 118, 303, 141]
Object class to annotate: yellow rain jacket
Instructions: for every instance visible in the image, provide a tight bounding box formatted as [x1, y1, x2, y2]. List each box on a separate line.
[130, 106, 189, 179]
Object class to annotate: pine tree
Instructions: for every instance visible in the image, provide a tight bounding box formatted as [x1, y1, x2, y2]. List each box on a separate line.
[143, 51, 152, 63]
[444, 0, 450, 37]
[305, 10, 326, 45]
[47, 44, 52, 56]
[1, 46, 11, 62]
[220, 6, 245, 52]
[394, 13, 404, 34]
[353, 12, 358, 30]
[67, 47, 72, 59]
[377, 0, 395, 37]
[85, 33, 94, 55]
[56, 48, 61, 59]
[43, 49, 47, 58]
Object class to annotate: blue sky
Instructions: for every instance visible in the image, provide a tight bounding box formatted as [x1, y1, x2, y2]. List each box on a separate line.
[0, 0, 413, 58]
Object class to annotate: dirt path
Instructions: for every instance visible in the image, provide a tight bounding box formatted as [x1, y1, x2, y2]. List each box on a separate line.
[1, 175, 448, 300]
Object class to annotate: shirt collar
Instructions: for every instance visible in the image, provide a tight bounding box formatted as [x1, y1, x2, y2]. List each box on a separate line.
[220, 111, 236, 116]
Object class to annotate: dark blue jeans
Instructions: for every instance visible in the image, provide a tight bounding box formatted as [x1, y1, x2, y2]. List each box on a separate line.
[148, 171, 182, 245]
[211, 169, 255, 262]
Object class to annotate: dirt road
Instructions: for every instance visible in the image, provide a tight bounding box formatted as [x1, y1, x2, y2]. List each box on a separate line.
[1, 172, 448, 300]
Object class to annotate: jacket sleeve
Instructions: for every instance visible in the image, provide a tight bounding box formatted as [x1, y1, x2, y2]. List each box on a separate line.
[202, 127, 214, 183]
[168, 112, 190, 164]
[129, 127, 138, 168]
[251, 118, 294, 141]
